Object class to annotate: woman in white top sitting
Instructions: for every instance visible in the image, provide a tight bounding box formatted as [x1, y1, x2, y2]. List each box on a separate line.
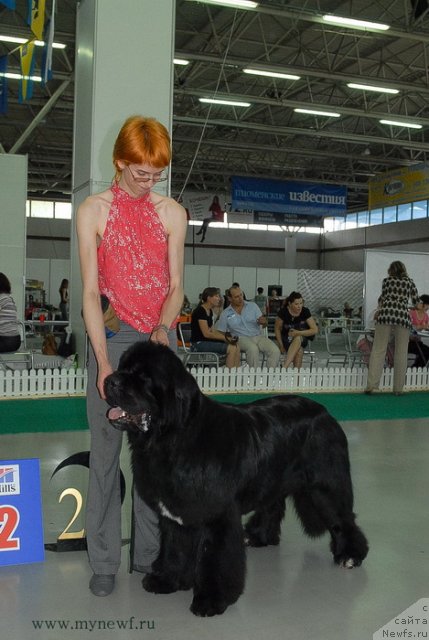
[0, 273, 21, 352]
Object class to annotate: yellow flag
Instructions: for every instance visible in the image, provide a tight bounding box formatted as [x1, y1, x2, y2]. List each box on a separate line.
[19, 40, 36, 102]
[30, 0, 46, 41]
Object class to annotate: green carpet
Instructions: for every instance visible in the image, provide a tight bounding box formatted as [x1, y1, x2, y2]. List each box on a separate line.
[0, 391, 428, 434]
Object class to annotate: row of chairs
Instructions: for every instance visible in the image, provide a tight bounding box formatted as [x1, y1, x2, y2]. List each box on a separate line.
[323, 326, 365, 367]
[177, 322, 317, 370]
[177, 322, 227, 368]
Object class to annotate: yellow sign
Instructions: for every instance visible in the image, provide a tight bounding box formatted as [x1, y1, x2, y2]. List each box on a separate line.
[369, 164, 429, 209]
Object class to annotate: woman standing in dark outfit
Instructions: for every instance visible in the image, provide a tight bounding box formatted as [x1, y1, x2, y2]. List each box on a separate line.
[274, 291, 318, 369]
[59, 278, 69, 321]
[365, 261, 419, 395]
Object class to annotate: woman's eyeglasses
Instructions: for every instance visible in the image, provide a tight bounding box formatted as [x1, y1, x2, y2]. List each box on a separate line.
[127, 165, 168, 183]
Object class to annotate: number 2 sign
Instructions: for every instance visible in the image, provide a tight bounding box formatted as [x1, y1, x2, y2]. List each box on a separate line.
[0, 459, 44, 566]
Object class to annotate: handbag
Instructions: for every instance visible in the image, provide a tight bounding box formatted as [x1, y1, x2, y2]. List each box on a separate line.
[100, 295, 120, 338]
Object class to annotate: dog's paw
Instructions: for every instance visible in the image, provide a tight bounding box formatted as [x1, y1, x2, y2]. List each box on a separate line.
[190, 594, 229, 617]
[335, 556, 361, 569]
[142, 573, 178, 594]
[244, 533, 279, 547]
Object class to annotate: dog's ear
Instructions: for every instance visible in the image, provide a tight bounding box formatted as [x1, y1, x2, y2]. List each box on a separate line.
[150, 349, 201, 430]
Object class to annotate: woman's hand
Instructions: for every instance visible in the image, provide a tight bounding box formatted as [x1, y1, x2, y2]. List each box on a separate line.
[97, 362, 114, 400]
[150, 326, 170, 346]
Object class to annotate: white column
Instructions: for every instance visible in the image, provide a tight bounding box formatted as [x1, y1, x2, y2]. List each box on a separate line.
[69, 0, 175, 363]
[284, 234, 297, 269]
[0, 154, 27, 319]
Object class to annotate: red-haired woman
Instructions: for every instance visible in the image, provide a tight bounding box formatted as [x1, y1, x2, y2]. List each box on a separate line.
[77, 116, 187, 596]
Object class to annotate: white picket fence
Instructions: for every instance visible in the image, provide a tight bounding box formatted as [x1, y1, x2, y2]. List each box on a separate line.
[0, 367, 87, 398]
[1, 365, 429, 398]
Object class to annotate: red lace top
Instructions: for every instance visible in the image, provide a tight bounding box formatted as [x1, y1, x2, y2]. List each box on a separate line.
[98, 183, 169, 333]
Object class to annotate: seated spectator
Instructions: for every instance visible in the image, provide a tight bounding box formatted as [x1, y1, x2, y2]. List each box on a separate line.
[356, 296, 394, 367]
[268, 288, 283, 315]
[408, 294, 429, 367]
[0, 273, 22, 353]
[274, 291, 318, 369]
[253, 287, 267, 314]
[191, 287, 241, 369]
[216, 285, 280, 369]
[181, 295, 193, 315]
[409, 294, 429, 330]
[343, 302, 353, 318]
[211, 288, 224, 323]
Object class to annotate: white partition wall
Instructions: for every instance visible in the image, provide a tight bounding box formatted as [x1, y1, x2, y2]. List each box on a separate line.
[279, 269, 299, 297]
[233, 267, 257, 299]
[0, 154, 27, 320]
[209, 266, 234, 296]
[184, 265, 210, 305]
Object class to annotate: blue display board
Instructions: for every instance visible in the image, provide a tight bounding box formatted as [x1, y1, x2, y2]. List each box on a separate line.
[0, 458, 44, 565]
[231, 176, 347, 217]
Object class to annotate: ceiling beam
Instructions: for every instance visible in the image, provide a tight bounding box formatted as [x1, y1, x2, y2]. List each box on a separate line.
[175, 50, 429, 95]
[173, 115, 429, 153]
[9, 79, 72, 154]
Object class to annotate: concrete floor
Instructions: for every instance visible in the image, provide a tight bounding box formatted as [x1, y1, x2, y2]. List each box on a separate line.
[0, 417, 428, 640]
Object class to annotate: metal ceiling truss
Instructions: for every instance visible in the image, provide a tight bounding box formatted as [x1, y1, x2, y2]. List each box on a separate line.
[1, 0, 429, 210]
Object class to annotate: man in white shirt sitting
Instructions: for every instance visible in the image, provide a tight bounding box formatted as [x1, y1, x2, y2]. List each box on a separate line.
[217, 285, 280, 368]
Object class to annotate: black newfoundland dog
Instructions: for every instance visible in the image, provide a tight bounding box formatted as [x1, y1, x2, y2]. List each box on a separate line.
[104, 342, 368, 617]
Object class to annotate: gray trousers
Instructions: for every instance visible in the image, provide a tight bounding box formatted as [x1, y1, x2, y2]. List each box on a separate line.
[85, 322, 177, 575]
[237, 334, 280, 368]
[367, 323, 410, 393]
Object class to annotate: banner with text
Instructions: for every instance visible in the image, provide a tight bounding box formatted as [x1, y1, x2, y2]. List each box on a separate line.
[368, 163, 429, 210]
[180, 192, 227, 222]
[231, 176, 347, 222]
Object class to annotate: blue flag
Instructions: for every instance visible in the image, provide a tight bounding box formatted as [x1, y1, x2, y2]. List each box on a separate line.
[0, 1, 16, 9]
[0, 56, 7, 114]
[41, 0, 55, 86]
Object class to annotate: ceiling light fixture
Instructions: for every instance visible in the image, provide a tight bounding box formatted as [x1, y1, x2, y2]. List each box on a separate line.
[347, 82, 399, 94]
[244, 68, 300, 81]
[186, 0, 258, 9]
[294, 108, 341, 117]
[0, 72, 42, 81]
[379, 119, 422, 129]
[0, 35, 66, 48]
[322, 15, 390, 31]
[199, 97, 251, 107]
[174, 58, 190, 66]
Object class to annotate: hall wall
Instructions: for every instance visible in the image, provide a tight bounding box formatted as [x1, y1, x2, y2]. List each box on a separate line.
[24, 216, 429, 289]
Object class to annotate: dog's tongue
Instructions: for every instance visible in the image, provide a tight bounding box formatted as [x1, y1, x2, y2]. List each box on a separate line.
[108, 407, 124, 420]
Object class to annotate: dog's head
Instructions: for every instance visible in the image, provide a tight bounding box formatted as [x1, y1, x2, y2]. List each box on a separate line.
[104, 341, 200, 434]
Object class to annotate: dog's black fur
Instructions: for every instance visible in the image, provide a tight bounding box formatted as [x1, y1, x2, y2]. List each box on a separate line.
[104, 342, 368, 617]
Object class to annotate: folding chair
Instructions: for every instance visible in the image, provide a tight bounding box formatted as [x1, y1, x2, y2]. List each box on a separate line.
[323, 326, 349, 367]
[177, 322, 226, 368]
[0, 320, 34, 370]
[343, 329, 367, 367]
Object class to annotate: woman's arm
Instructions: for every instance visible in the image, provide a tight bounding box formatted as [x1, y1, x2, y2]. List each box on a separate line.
[76, 196, 112, 399]
[274, 317, 285, 353]
[152, 198, 188, 345]
[197, 318, 228, 342]
[300, 316, 319, 337]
